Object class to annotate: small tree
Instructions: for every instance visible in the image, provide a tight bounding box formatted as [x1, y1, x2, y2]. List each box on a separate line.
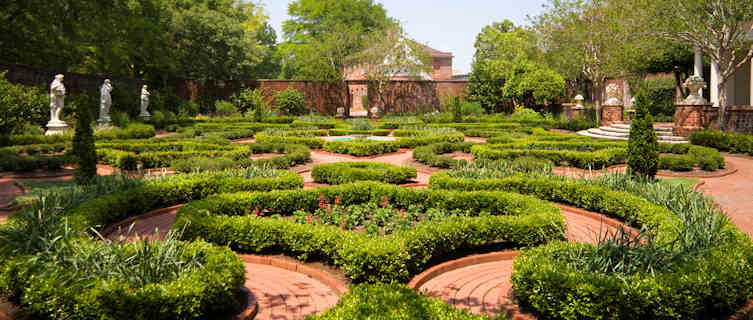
[627, 90, 659, 178]
[72, 101, 97, 184]
[275, 88, 307, 115]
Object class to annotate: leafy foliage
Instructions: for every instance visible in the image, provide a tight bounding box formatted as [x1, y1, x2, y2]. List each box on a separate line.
[275, 88, 307, 115]
[627, 90, 659, 178]
[72, 100, 97, 184]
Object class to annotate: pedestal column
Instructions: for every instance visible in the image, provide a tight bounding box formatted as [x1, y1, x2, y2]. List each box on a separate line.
[601, 105, 623, 126]
[673, 104, 716, 136]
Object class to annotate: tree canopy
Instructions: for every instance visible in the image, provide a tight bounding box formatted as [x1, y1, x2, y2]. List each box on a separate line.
[0, 0, 275, 81]
[278, 0, 393, 81]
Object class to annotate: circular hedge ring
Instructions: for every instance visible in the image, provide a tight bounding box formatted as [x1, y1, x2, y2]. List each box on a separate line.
[311, 162, 417, 184]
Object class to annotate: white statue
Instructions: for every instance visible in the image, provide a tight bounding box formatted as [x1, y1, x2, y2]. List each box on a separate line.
[49, 74, 66, 124]
[682, 75, 709, 105]
[139, 85, 151, 118]
[98, 79, 112, 123]
[45, 74, 68, 135]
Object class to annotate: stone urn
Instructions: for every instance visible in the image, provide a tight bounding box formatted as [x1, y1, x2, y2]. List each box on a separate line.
[369, 106, 379, 121]
[573, 94, 585, 110]
[681, 75, 709, 105]
[336, 107, 345, 119]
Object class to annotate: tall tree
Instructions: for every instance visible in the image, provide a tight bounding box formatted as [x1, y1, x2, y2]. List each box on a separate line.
[357, 24, 433, 112]
[633, 0, 753, 131]
[279, 0, 392, 81]
[469, 20, 563, 112]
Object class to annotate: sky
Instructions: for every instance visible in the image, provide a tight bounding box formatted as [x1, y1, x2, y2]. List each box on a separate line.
[260, 0, 549, 74]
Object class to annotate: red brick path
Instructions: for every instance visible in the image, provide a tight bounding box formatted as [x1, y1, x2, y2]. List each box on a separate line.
[699, 155, 753, 239]
[416, 205, 629, 319]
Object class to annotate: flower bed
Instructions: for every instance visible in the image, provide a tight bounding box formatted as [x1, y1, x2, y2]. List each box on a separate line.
[311, 162, 416, 184]
[412, 142, 477, 169]
[173, 182, 565, 283]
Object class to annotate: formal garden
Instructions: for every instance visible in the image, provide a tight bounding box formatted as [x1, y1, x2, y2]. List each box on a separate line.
[3, 0, 753, 319]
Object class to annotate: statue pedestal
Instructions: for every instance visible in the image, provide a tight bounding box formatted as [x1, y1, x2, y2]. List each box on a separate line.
[139, 111, 151, 121]
[45, 121, 68, 136]
[673, 104, 716, 136]
[601, 105, 624, 126]
[97, 116, 111, 126]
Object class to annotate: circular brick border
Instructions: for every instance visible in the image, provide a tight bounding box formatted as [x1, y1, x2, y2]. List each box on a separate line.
[238, 254, 349, 297]
[311, 148, 412, 160]
[100, 204, 184, 237]
[407, 251, 534, 320]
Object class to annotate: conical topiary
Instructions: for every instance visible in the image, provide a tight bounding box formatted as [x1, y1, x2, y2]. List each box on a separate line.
[72, 100, 98, 184]
[627, 89, 659, 178]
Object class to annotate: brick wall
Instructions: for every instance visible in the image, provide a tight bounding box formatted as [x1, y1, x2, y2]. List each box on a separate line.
[431, 57, 453, 81]
[673, 105, 753, 136]
[365, 80, 468, 114]
[722, 106, 753, 135]
[601, 105, 623, 126]
[1, 63, 146, 94]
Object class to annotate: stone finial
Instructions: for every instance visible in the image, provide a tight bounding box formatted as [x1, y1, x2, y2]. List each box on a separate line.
[681, 75, 709, 105]
[336, 107, 345, 116]
[574, 94, 585, 109]
[604, 83, 622, 106]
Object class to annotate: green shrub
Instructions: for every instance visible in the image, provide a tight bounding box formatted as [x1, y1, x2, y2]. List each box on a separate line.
[412, 142, 477, 169]
[323, 138, 399, 156]
[172, 156, 236, 172]
[237, 143, 310, 169]
[311, 162, 417, 184]
[690, 130, 753, 155]
[627, 90, 659, 178]
[275, 88, 307, 115]
[345, 118, 376, 130]
[72, 102, 97, 184]
[213, 100, 238, 117]
[174, 182, 565, 282]
[658, 155, 694, 171]
[310, 283, 495, 320]
[328, 129, 390, 136]
[231, 88, 265, 115]
[0, 71, 48, 135]
[110, 111, 131, 128]
[472, 144, 626, 169]
[255, 132, 324, 149]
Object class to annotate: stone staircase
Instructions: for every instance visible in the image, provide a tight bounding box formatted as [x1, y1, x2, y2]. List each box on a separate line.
[578, 123, 689, 144]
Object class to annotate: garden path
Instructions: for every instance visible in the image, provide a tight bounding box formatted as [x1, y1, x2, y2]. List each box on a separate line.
[699, 154, 753, 239]
[417, 204, 631, 319]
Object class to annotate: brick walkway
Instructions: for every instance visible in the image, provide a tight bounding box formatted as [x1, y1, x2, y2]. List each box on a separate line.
[243, 263, 339, 320]
[699, 155, 753, 239]
[417, 205, 629, 319]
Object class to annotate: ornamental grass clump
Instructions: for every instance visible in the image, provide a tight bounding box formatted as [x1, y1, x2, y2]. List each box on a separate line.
[627, 90, 659, 178]
[447, 157, 554, 179]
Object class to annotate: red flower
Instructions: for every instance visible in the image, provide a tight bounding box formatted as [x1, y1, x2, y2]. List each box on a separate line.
[334, 196, 341, 205]
[380, 196, 388, 208]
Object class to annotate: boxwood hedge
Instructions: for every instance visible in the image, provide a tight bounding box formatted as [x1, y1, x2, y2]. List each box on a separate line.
[323, 139, 399, 156]
[429, 173, 753, 319]
[311, 162, 417, 184]
[173, 182, 565, 283]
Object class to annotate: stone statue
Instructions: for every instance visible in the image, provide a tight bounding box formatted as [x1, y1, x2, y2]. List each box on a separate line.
[98, 79, 112, 123]
[139, 85, 151, 118]
[49, 74, 66, 124]
[681, 75, 709, 105]
[604, 83, 622, 106]
[45, 74, 68, 135]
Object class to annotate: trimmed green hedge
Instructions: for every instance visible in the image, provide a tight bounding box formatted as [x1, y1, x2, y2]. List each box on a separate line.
[0, 151, 70, 172]
[429, 174, 753, 319]
[1, 124, 156, 146]
[472, 144, 627, 169]
[412, 142, 477, 169]
[310, 283, 497, 320]
[395, 133, 465, 148]
[311, 162, 417, 184]
[66, 170, 303, 233]
[323, 139, 399, 156]
[237, 143, 310, 169]
[255, 132, 324, 149]
[328, 129, 391, 136]
[173, 182, 565, 283]
[690, 130, 753, 155]
[1, 240, 245, 320]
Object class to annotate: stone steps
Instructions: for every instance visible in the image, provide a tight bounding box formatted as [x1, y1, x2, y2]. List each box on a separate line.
[578, 123, 688, 144]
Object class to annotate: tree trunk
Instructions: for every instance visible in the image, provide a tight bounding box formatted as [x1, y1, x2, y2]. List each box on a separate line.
[593, 82, 603, 125]
[717, 81, 728, 131]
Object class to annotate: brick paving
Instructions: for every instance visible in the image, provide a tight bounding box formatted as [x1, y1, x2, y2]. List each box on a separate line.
[699, 155, 753, 239]
[417, 205, 628, 319]
[242, 263, 339, 320]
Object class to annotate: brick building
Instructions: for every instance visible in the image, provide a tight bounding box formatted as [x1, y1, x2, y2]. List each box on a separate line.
[345, 43, 454, 113]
